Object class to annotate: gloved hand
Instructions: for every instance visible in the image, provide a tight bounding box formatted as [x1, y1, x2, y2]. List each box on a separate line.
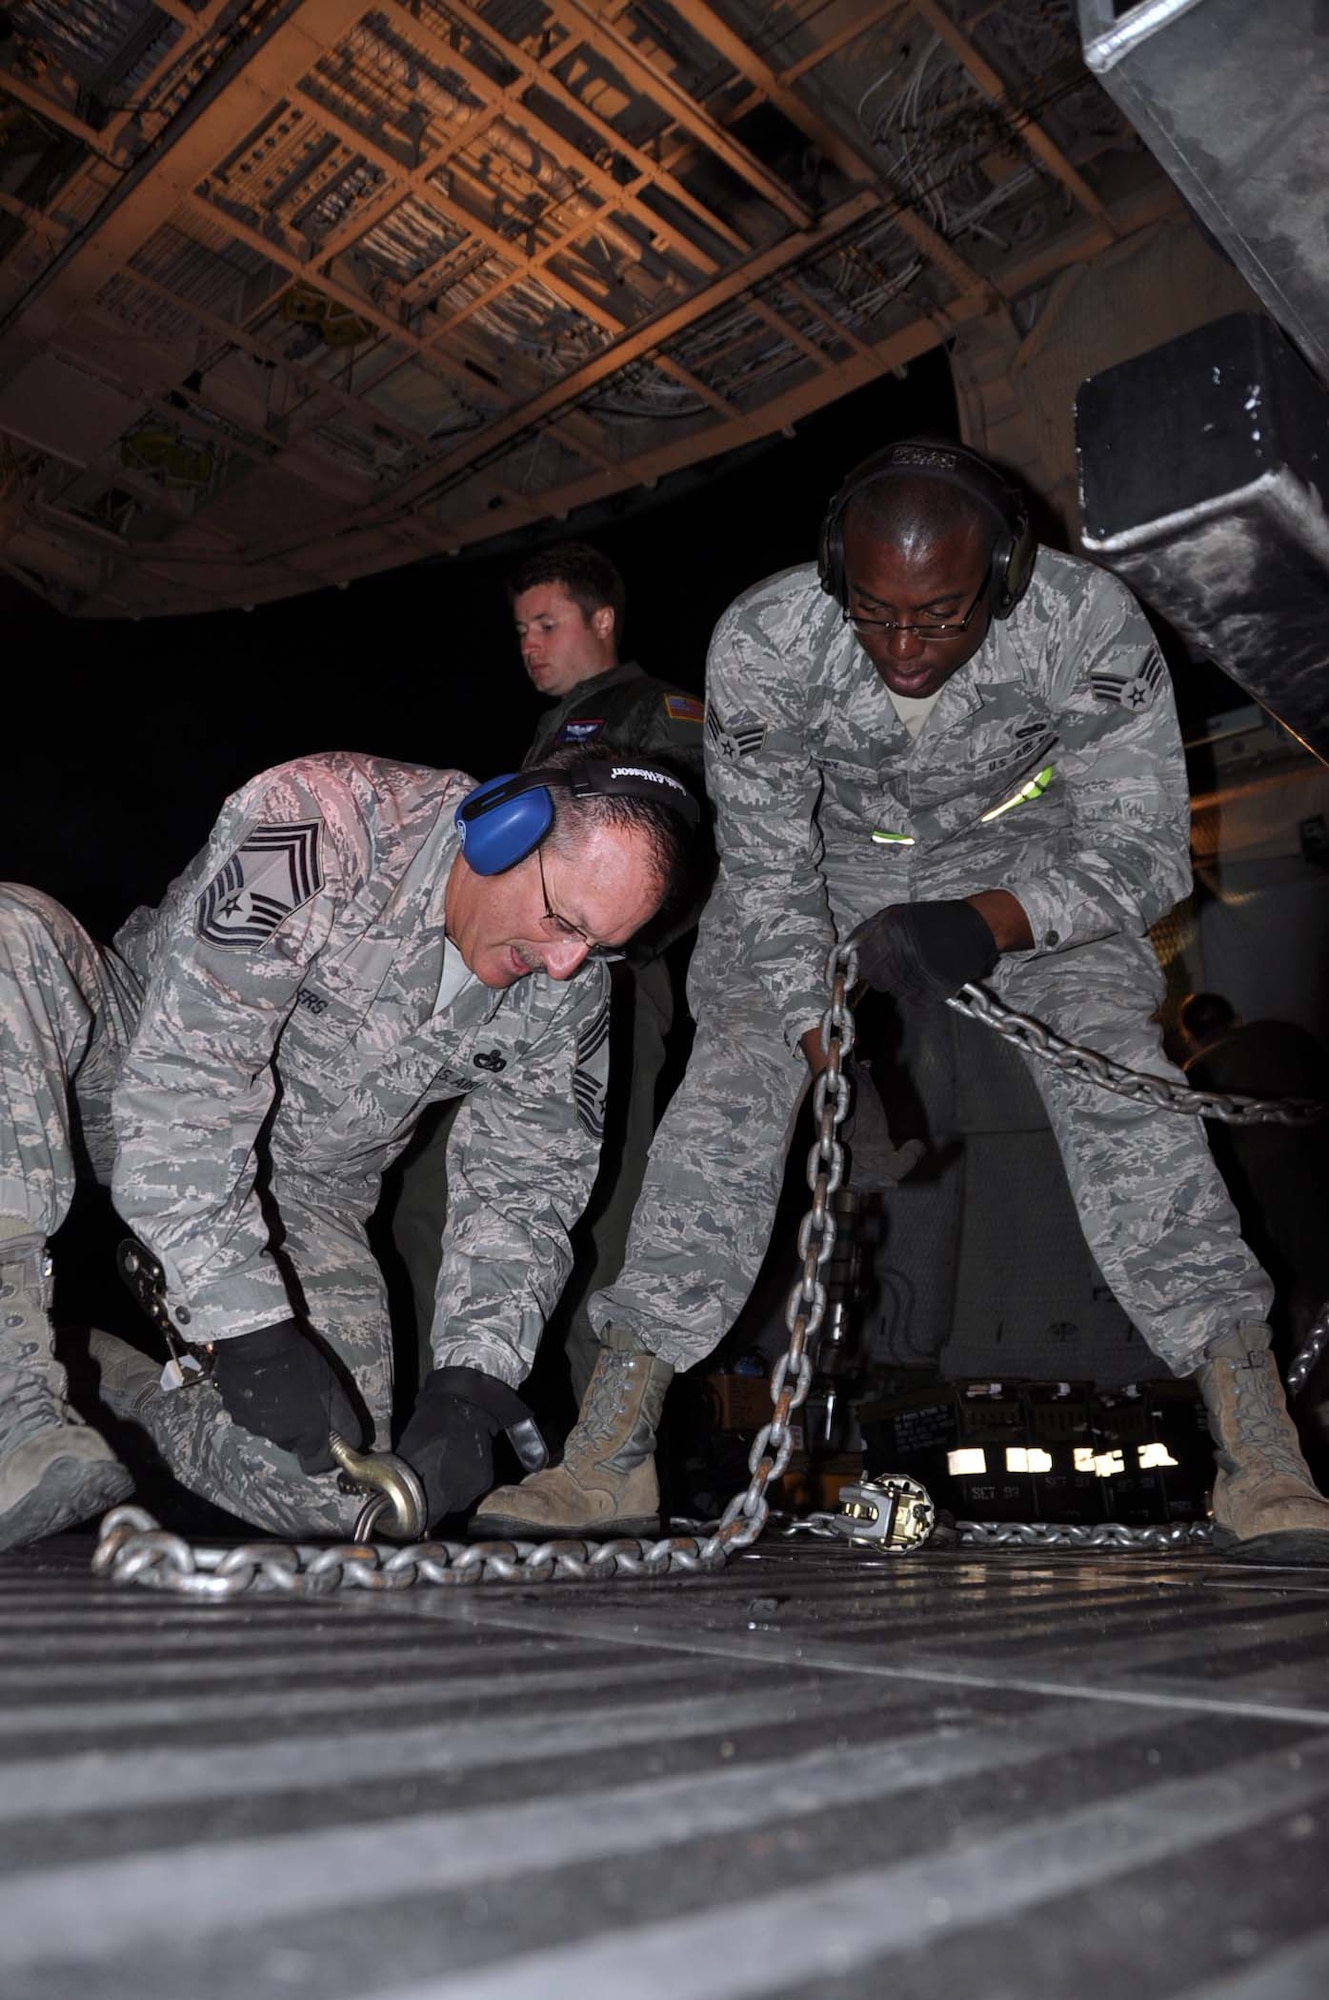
[210, 1318, 363, 1475]
[397, 1366, 547, 1528]
[840, 1058, 925, 1189]
[848, 899, 998, 1007]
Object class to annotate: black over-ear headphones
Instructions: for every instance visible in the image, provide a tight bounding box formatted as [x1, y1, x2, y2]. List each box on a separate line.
[817, 437, 1036, 621]
[455, 759, 700, 876]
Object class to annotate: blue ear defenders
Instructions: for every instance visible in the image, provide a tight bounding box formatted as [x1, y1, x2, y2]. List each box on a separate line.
[455, 772, 556, 876]
[455, 759, 700, 876]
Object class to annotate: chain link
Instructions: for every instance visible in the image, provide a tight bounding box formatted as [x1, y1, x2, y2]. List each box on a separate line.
[710, 941, 859, 1554]
[949, 983, 1325, 1126]
[90, 1508, 735, 1596]
[783, 1511, 1216, 1552]
[90, 951, 1258, 1599]
[952, 1519, 1214, 1551]
[92, 945, 864, 1600]
[92, 1500, 1218, 1597]
[1287, 1300, 1329, 1398]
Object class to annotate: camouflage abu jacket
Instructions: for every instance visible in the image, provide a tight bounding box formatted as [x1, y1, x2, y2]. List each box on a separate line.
[109, 753, 610, 1383]
[702, 548, 1192, 1050]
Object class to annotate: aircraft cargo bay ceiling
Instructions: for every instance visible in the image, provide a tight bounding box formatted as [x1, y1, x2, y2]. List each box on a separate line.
[0, 0, 1178, 617]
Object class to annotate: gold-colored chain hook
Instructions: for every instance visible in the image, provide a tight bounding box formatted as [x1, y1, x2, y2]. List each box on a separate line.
[329, 1433, 428, 1542]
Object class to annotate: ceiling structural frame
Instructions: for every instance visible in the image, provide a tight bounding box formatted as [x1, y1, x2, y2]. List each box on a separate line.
[0, 0, 1177, 616]
[907, 0, 1113, 231]
[390, 2, 845, 394]
[266, 50, 756, 432]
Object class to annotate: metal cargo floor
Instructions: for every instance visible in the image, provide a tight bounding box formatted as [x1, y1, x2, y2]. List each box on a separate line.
[4, 1534, 1329, 1999]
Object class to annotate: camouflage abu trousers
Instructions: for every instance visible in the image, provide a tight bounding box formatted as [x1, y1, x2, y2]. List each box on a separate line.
[0, 885, 377, 1536]
[588, 881, 1273, 1378]
[392, 952, 675, 1405]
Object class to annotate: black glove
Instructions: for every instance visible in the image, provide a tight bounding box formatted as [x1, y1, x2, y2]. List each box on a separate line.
[397, 1366, 547, 1528]
[848, 899, 998, 1007]
[211, 1318, 363, 1476]
[841, 1059, 925, 1189]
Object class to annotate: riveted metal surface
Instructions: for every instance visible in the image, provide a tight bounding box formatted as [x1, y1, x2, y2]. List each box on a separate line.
[4, 1533, 1329, 1998]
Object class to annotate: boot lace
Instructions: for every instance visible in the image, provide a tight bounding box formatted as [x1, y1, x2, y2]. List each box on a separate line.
[1231, 1354, 1311, 1484]
[572, 1355, 634, 1450]
[0, 1342, 67, 1450]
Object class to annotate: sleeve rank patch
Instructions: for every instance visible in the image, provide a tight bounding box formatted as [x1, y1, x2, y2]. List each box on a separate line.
[663, 693, 704, 724]
[572, 992, 610, 1141]
[705, 702, 767, 762]
[555, 716, 605, 744]
[195, 821, 323, 948]
[1091, 650, 1166, 713]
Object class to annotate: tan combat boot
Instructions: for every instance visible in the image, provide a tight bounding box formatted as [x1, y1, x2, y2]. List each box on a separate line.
[473, 1341, 672, 1539]
[1198, 1323, 1329, 1564]
[0, 1232, 133, 1550]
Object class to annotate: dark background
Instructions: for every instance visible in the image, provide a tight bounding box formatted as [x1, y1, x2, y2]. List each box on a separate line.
[2, 346, 1241, 940]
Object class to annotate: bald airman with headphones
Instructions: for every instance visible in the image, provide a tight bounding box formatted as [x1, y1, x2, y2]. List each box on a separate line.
[0, 747, 697, 1547]
[480, 437, 1329, 1565]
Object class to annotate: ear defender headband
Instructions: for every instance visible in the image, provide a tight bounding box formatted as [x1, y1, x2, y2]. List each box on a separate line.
[455, 759, 701, 877]
[817, 437, 1036, 621]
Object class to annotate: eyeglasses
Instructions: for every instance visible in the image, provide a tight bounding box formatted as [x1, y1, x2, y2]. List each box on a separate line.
[535, 846, 622, 960]
[845, 575, 989, 639]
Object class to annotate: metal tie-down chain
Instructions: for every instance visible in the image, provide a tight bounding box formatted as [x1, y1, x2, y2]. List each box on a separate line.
[1287, 1300, 1329, 1399]
[92, 948, 861, 1598]
[94, 954, 1276, 1597]
[782, 1509, 1215, 1553]
[949, 983, 1325, 1127]
[949, 1520, 1214, 1549]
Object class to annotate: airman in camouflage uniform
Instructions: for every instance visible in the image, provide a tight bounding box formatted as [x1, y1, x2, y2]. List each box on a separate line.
[585, 544, 1268, 1362]
[0, 748, 688, 1544]
[484, 441, 1329, 1562]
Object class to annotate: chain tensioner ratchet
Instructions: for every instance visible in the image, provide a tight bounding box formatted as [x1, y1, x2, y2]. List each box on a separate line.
[831, 1473, 937, 1550]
